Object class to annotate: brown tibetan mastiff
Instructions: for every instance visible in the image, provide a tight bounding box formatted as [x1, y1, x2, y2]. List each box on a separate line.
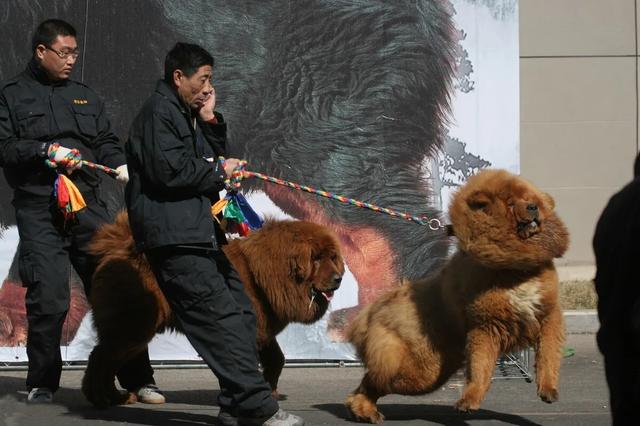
[345, 169, 570, 423]
[81, 211, 344, 408]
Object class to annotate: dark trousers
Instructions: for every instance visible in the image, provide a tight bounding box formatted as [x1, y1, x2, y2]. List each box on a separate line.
[15, 194, 154, 392]
[600, 342, 640, 425]
[146, 246, 278, 419]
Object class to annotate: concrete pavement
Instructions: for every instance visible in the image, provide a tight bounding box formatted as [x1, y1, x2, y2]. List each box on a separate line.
[0, 333, 611, 425]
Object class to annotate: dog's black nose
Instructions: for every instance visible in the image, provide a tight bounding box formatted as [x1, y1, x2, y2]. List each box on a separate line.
[526, 203, 538, 212]
[334, 275, 343, 286]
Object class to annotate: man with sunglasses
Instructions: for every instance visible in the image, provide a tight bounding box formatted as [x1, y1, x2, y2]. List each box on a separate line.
[0, 19, 163, 405]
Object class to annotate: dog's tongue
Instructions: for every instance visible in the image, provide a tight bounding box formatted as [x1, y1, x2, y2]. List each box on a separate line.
[321, 290, 334, 301]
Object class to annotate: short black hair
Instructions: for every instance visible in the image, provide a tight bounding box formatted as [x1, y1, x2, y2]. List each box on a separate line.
[31, 19, 76, 52]
[164, 42, 214, 85]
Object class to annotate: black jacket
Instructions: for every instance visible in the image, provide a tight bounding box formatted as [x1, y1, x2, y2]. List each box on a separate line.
[0, 59, 125, 199]
[594, 176, 640, 355]
[125, 80, 228, 251]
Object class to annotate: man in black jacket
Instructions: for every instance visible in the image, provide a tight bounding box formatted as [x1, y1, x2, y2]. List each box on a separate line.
[593, 153, 640, 425]
[0, 19, 162, 404]
[126, 42, 303, 426]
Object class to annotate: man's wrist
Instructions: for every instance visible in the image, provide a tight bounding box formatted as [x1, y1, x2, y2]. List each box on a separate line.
[39, 142, 52, 158]
[199, 109, 216, 122]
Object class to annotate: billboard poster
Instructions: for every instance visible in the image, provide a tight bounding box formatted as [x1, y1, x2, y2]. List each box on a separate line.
[0, 0, 518, 362]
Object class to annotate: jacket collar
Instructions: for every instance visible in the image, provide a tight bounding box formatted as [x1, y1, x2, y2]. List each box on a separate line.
[25, 58, 68, 86]
[155, 80, 193, 119]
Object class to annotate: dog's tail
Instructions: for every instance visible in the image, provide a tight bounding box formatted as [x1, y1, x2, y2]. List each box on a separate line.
[89, 210, 139, 264]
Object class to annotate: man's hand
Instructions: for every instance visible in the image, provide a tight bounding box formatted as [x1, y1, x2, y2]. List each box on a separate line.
[115, 164, 129, 184]
[48, 144, 82, 173]
[223, 158, 242, 178]
[198, 86, 216, 122]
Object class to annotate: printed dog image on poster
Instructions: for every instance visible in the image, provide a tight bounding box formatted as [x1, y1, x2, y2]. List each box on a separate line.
[0, 0, 518, 361]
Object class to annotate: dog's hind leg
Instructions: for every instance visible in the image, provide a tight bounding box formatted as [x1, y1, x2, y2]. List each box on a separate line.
[455, 329, 500, 412]
[535, 305, 564, 403]
[345, 373, 386, 424]
[259, 338, 285, 399]
[82, 343, 131, 408]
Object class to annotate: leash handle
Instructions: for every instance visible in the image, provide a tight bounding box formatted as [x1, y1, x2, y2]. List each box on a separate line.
[45, 142, 119, 176]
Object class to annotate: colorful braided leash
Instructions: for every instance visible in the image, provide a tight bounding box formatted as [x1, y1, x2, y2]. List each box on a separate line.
[46, 142, 119, 176]
[44, 148, 444, 231]
[221, 158, 444, 231]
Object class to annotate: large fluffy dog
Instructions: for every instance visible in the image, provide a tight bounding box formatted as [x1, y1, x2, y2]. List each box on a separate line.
[345, 169, 570, 423]
[81, 212, 344, 408]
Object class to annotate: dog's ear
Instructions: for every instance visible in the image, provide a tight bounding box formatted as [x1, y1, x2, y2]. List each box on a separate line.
[466, 191, 491, 211]
[541, 192, 556, 210]
[289, 242, 313, 283]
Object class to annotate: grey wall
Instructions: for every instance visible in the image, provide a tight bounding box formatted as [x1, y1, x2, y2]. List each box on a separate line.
[520, 0, 639, 265]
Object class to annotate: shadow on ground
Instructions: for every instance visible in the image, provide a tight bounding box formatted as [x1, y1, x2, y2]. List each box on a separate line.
[0, 375, 227, 426]
[314, 403, 542, 425]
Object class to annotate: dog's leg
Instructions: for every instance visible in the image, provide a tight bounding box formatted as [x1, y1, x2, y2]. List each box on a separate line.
[345, 373, 385, 424]
[83, 344, 129, 408]
[535, 305, 564, 403]
[83, 345, 109, 408]
[259, 338, 285, 399]
[455, 329, 500, 412]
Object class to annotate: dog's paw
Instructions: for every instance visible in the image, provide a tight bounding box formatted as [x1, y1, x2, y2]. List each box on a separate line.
[345, 393, 385, 424]
[454, 397, 480, 413]
[538, 387, 559, 403]
[346, 408, 385, 424]
[108, 390, 136, 406]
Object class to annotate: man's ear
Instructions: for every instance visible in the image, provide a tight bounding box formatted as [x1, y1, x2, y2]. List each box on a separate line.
[173, 69, 184, 88]
[35, 44, 46, 61]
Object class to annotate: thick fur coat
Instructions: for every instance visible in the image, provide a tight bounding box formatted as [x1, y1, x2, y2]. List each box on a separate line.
[81, 212, 344, 408]
[345, 169, 570, 423]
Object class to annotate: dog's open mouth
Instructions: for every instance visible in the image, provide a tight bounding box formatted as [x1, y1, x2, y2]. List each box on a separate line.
[310, 287, 338, 303]
[517, 219, 540, 239]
